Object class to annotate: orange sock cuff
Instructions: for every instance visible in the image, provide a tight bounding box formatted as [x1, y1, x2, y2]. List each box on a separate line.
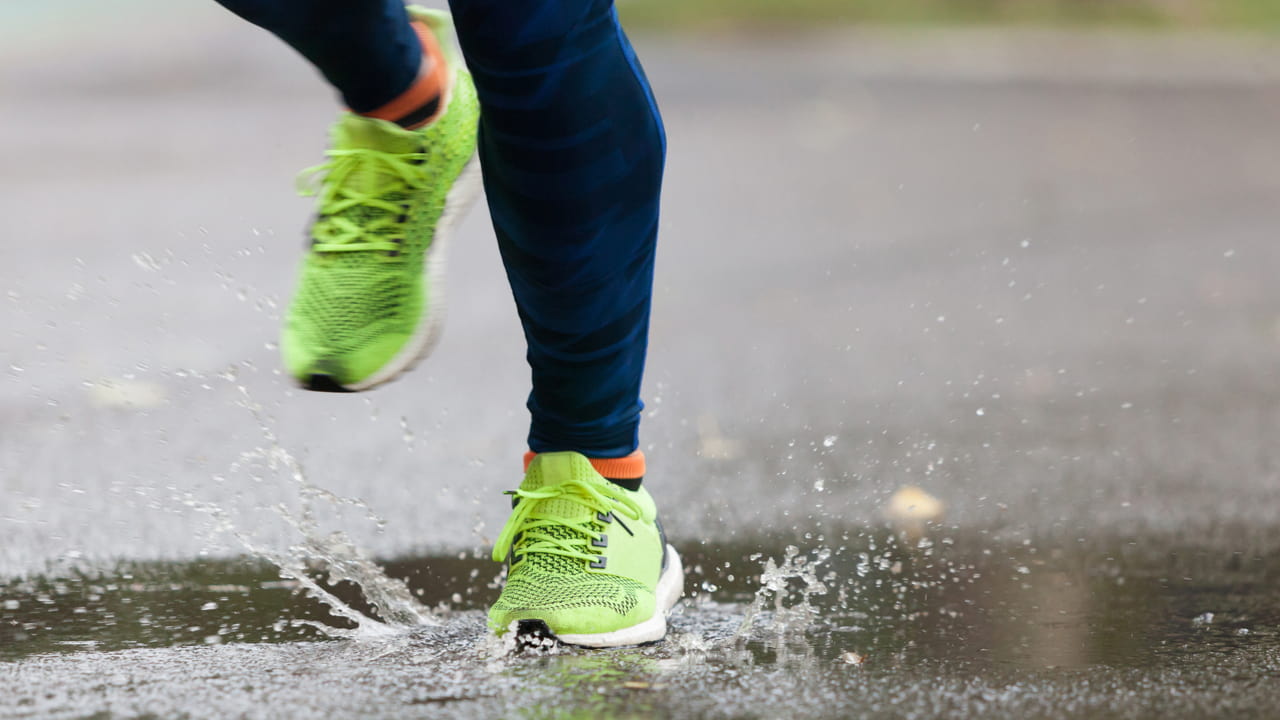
[523, 450, 647, 480]
[361, 21, 449, 128]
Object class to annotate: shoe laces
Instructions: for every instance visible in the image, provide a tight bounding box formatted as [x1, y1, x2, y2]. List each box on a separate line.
[296, 147, 429, 256]
[492, 478, 643, 565]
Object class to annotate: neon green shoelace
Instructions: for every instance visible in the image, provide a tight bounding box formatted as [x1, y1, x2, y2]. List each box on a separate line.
[492, 479, 644, 565]
[297, 147, 429, 254]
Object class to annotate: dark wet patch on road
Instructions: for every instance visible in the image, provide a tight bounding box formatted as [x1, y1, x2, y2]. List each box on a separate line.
[4, 528, 1279, 676]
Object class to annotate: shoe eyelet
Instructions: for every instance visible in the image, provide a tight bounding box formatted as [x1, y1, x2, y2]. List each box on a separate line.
[591, 533, 608, 549]
[589, 556, 607, 570]
[597, 511, 613, 524]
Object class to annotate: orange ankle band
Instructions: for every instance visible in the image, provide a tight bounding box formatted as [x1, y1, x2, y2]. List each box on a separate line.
[523, 451, 647, 479]
[362, 21, 449, 127]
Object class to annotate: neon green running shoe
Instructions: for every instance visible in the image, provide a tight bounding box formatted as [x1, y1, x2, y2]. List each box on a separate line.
[489, 452, 685, 648]
[281, 8, 481, 391]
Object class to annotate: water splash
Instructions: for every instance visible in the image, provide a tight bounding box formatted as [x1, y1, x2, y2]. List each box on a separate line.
[188, 368, 440, 638]
[736, 545, 832, 641]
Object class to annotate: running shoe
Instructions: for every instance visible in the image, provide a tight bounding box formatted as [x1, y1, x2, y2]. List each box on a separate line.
[281, 7, 481, 391]
[489, 452, 685, 648]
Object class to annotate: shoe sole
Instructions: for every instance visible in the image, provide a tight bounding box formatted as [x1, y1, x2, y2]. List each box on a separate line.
[529, 544, 685, 649]
[305, 151, 483, 392]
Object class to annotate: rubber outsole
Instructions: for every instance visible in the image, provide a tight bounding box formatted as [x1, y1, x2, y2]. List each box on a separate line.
[306, 374, 353, 393]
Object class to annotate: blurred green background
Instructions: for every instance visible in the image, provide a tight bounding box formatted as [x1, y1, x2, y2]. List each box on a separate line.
[618, 0, 1280, 31]
[4, 0, 1278, 32]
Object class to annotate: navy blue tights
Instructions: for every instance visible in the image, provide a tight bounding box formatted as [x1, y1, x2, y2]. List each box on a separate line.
[213, 0, 664, 457]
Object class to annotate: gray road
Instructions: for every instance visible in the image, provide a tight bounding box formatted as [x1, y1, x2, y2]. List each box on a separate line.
[3, 4, 1280, 717]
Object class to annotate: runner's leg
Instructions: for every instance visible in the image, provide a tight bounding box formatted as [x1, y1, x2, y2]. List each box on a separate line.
[211, 0, 426, 115]
[213, 0, 665, 460]
[449, 0, 666, 461]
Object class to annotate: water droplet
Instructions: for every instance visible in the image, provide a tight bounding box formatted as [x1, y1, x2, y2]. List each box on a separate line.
[400, 416, 415, 451]
[132, 252, 162, 272]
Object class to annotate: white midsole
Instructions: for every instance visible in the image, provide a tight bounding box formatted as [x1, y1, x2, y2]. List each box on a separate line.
[556, 544, 686, 648]
[344, 152, 482, 391]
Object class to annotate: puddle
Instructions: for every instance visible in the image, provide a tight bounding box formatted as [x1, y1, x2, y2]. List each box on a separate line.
[4, 528, 1280, 718]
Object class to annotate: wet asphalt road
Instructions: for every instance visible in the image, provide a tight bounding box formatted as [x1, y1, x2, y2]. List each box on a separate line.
[4, 2, 1280, 717]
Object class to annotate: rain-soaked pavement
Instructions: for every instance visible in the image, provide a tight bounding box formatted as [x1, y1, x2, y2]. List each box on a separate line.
[5, 535, 1280, 718]
[5, 2, 1280, 718]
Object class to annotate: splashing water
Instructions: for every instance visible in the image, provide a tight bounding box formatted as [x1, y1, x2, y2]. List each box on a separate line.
[188, 369, 440, 638]
[736, 545, 832, 641]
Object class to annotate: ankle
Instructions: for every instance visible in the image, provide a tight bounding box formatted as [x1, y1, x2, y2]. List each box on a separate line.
[524, 450, 646, 491]
[359, 21, 450, 130]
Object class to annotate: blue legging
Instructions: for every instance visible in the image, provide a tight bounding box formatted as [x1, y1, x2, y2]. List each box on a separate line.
[213, 0, 664, 458]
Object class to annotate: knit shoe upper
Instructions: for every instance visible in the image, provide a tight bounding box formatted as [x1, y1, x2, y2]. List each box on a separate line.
[489, 452, 683, 647]
[281, 7, 480, 390]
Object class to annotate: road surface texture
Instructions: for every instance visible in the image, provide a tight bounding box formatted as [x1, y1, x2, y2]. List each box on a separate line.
[3, 3, 1280, 718]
